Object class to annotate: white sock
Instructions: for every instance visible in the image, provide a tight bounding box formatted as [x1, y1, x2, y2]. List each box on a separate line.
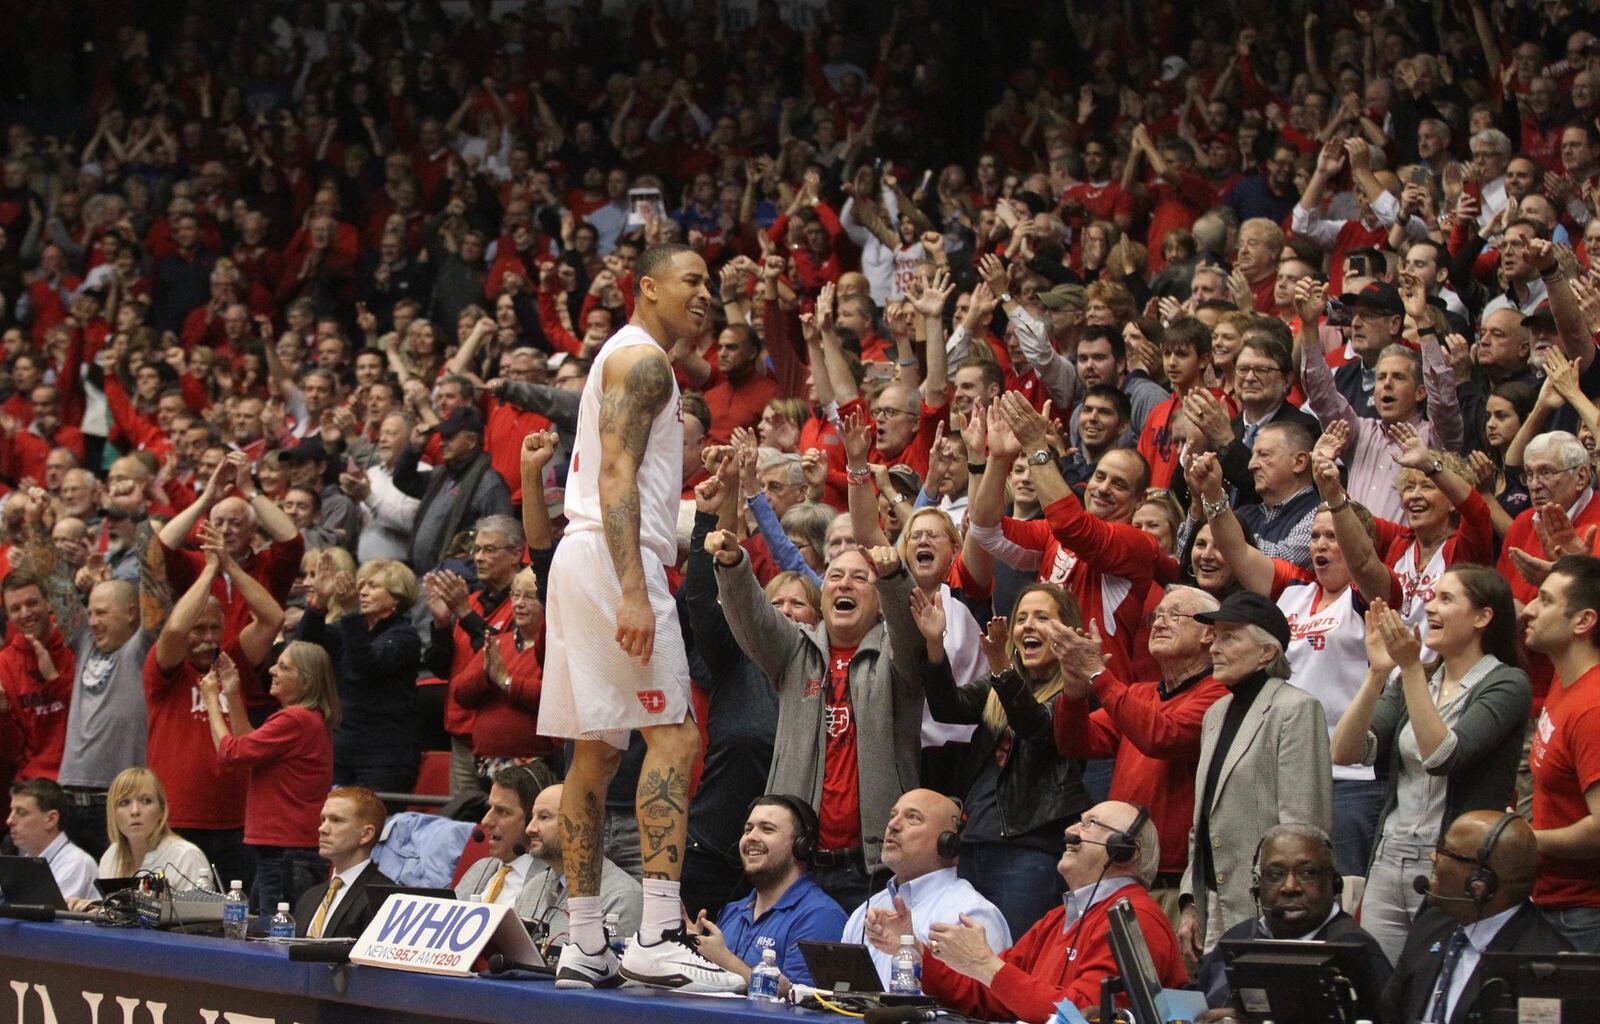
[569, 895, 604, 952]
[640, 878, 681, 943]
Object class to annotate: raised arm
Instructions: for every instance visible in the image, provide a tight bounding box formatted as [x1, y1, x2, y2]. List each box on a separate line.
[1187, 452, 1277, 596]
[519, 431, 560, 554]
[1312, 422, 1392, 603]
[229, 451, 300, 543]
[159, 459, 231, 552]
[913, 269, 954, 406]
[213, 526, 285, 669]
[1294, 278, 1357, 454]
[156, 549, 219, 673]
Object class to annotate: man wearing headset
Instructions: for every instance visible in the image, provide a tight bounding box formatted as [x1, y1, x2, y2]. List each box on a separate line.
[685, 794, 848, 988]
[1192, 823, 1389, 1016]
[901, 800, 1186, 1023]
[846, 789, 1011, 986]
[1380, 810, 1571, 1024]
[455, 767, 541, 907]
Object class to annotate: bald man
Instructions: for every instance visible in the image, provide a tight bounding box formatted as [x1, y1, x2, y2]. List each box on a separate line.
[846, 789, 1011, 986]
[1381, 811, 1573, 1024]
[56, 579, 158, 860]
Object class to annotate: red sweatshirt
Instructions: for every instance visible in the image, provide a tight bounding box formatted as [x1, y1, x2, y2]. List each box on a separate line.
[922, 883, 1187, 1022]
[986, 491, 1160, 682]
[451, 631, 561, 760]
[1054, 668, 1228, 875]
[0, 626, 73, 780]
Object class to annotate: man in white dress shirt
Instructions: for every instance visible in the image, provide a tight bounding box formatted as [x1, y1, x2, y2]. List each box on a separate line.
[455, 768, 540, 906]
[844, 789, 1010, 985]
[6, 779, 96, 901]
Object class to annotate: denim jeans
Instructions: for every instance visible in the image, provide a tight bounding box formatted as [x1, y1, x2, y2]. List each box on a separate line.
[958, 840, 1065, 939]
[1331, 778, 1386, 878]
[1543, 905, 1600, 953]
[250, 845, 328, 919]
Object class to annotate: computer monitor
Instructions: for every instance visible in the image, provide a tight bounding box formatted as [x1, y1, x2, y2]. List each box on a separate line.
[0, 856, 68, 910]
[1106, 897, 1165, 1024]
[1472, 952, 1600, 1023]
[1219, 939, 1381, 1024]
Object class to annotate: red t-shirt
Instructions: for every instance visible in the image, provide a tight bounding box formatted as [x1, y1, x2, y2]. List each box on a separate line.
[142, 642, 250, 830]
[1530, 663, 1600, 908]
[818, 644, 862, 851]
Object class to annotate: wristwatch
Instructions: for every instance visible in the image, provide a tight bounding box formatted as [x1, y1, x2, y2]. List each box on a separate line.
[1425, 457, 1445, 476]
[1028, 448, 1053, 466]
[998, 291, 1014, 305]
[966, 461, 987, 475]
[1202, 495, 1229, 522]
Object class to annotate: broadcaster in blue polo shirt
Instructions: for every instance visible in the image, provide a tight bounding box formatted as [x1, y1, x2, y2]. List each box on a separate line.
[688, 794, 847, 990]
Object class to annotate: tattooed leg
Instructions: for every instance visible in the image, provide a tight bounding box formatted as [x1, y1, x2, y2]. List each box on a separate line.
[562, 739, 622, 897]
[636, 719, 700, 880]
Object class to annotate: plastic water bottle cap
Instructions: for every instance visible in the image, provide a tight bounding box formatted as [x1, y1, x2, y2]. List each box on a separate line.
[230, 880, 242, 890]
[277, 902, 290, 912]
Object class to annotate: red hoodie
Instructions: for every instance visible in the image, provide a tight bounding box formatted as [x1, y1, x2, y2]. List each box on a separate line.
[0, 625, 74, 779]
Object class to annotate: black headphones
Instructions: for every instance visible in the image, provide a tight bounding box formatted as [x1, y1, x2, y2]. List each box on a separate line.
[748, 795, 820, 864]
[1465, 812, 1519, 906]
[936, 799, 965, 861]
[1249, 828, 1343, 905]
[1104, 805, 1150, 865]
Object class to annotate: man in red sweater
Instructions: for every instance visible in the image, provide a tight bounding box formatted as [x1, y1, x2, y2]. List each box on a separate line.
[902, 800, 1186, 1022]
[1052, 586, 1229, 920]
[703, 323, 782, 445]
[0, 571, 74, 782]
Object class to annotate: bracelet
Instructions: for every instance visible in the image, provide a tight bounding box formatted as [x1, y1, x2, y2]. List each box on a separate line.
[966, 461, 987, 475]
[889, 493, 908, 507]
[1416, 325, 1438, 336]
[1326, 496, 1350, 513]
[1201, 496, 1229, 522]
[846, 467, 871, 485]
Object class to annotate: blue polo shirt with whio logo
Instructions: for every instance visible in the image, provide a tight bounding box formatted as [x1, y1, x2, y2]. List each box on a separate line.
[715, 873, 848, 984]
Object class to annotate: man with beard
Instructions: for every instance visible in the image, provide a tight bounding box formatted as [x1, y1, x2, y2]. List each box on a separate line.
[686, 795, 847, 989]
[1059, 386, 1130, 488]
[146, 514, 283, 889]
[516, 783, 642, 941]
[703, 324, 781, 446]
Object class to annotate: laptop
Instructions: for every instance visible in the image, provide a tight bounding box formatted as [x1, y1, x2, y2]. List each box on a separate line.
[0, 855, 68, 910]
[365, 884, 457, 904]
[797, 940, 937, 1006]
[94, 876, 141, 898]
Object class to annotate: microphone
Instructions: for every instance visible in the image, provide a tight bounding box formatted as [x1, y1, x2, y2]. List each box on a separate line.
[862, 1007, 940, 1024]
[1062, 834, 1109, 848]
[1412, 875, 1477, 902]
[472, 829, 486, 842]
[1264, 906, 1289, 919]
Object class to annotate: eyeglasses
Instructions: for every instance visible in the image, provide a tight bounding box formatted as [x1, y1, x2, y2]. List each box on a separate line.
[871, 407, 918, 420]
[1259, 865, 1337, 886]
[1525, 466, 1579, 484]
[1234, 364, 1283, 380]
[1433, 843, 1478, 866]
[471, 543, 516, 555]
[1150, 609, 1196, 625]
[1351, 308, 1392, 322]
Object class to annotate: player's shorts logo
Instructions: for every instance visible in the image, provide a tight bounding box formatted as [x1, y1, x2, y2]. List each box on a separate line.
[637, 690, 667, 713]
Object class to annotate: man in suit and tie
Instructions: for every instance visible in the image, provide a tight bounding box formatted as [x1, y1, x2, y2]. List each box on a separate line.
[294, 787, 394, 939]
[455, 766, 540, 907]
[1178, 591, 1332, 964]
[1381, 810, 1572, 1024]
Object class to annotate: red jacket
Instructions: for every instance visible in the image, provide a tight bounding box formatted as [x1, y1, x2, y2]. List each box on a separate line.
[703, 370, 783, 446]
[450, 631, 561, 760]
[922, 882, 1187, 1022]
[1054, 668, 1228, 875]
[988, 491, 1161, 682]
[440, 589, 516, 738]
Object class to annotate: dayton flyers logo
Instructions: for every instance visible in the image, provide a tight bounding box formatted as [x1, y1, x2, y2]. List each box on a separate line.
[637, 690, 667, 713]
[825, 703, 851, 738]
[803, 677, 823, 699]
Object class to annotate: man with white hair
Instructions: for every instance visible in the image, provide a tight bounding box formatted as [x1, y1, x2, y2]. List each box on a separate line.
[1470, 128, 1513, 227]
[1178, 590, 1332, 960]
[1052, 586, 1230, 918]
[903, 800, 1185, 1023]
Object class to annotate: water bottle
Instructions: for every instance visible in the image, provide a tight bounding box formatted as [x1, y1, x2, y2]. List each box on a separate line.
[223, 881, 248, 940]
[748, 947, 782, 1002]
[270, 902, 295, 939]
[890, 935, 922, 995]
[196, 869, 212, 892]
[604, 912, 626, 958]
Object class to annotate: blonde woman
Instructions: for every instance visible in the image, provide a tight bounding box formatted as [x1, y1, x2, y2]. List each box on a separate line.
[63, 768, 213, 909]
[204, 642, 338, 914]
[910, 582, 1091, 938]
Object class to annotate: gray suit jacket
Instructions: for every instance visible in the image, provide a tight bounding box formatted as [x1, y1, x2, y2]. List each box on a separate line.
[1182, 676, 1333, 941]
[514, 856, 642, 941]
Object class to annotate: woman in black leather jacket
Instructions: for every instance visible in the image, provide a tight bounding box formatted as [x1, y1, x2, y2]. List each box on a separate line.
[911, 581, 1089, 938]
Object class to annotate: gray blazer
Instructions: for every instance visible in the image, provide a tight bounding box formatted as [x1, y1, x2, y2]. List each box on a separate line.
[1364, 660, 1531, 861]
[715, 552, 923, 875]
[515, 856, 642, 941]
[1183, 676, 1333, 941]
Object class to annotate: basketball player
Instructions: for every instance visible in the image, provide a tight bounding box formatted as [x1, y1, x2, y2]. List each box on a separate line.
[542, 243, 741, 992]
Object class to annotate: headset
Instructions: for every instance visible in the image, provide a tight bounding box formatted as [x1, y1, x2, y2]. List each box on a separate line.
[1464, 811, 1519, 906]
[1249, 828, 1343, 908]
[1104, 804, 1150, 865]
[748, 794, 820, 864]
[936, 798, 965, 862]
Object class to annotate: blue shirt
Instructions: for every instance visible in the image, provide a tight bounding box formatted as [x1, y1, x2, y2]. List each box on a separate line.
[716, 874, 848, 984]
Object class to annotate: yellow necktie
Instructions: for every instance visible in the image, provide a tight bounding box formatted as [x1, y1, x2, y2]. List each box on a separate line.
[310, 877, 344, 938]
[484, 864, 513, 904]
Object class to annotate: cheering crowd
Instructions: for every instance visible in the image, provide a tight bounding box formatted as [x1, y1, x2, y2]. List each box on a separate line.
[1, 0, 1600, 1019]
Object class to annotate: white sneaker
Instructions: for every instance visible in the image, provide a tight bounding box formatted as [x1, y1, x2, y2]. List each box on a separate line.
[554, 941, 623, 989]
[620, 928, 746, 993]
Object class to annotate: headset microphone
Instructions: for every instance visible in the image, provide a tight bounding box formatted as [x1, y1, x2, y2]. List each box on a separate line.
[1412, 875, 1479, 902]
[472, 829, 486, 843]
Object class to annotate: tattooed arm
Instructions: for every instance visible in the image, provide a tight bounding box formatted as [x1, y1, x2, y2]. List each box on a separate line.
[597, 345, 675, 665]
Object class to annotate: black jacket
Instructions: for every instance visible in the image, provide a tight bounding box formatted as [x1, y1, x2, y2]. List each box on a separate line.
[1380, 903, 1572, 1024]
[1196, 908, 1391, 1010]
[923, 665, 1088, 839]
[293, 861, 396, 940]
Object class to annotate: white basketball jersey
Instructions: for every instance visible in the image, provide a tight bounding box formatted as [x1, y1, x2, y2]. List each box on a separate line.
[564, 324, 684, 566]
[1280, 582, 1375, 782]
